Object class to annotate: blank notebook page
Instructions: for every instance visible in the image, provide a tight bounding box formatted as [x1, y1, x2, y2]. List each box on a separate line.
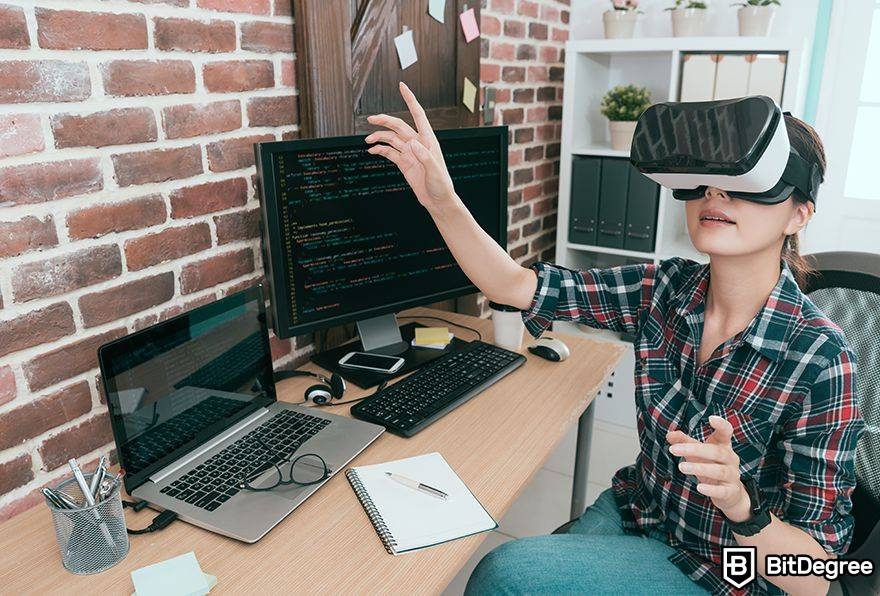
[350, 452, 497, 554]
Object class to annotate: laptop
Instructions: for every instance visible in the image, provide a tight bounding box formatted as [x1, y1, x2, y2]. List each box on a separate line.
[98, 285, 385, 543]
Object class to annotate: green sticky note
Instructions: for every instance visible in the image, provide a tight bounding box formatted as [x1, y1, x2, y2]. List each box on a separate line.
[414, 327, 450, 345]
[131, 551, 212, 596]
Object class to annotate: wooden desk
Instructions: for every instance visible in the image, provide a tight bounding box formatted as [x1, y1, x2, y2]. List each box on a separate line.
[0, 307, 626, 595]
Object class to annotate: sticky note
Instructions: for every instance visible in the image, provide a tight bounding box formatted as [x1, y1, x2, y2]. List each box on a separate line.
[428, 0, 445, 23]
[131, 552, 213, 596]
[459, 8, 480, 43]
[414, 327, 451, 346]
[462, 77, 477, 113]
[394, 29, 418, 70]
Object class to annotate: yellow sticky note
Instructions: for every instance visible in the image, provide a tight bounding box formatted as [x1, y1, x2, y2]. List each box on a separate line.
[414, 327, 450, 345]
[462, 77, 477, 113]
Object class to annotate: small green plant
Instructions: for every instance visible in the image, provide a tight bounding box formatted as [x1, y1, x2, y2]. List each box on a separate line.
[732, 0, 779, 6]
[665, 0, 708, 9]
[600, 85, 652, 121]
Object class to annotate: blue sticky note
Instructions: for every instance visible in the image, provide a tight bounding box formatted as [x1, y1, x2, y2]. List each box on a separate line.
[131, 551, 212, 596]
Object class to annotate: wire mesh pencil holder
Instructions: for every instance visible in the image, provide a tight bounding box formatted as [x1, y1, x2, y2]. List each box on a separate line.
[46, 473, 130, 575]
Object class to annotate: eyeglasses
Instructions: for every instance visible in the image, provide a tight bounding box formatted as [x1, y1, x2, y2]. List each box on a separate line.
[238, 435, 330, 492]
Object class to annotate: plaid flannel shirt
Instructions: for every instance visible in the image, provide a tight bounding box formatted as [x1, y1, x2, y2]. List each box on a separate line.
[521, 257, 864, 595]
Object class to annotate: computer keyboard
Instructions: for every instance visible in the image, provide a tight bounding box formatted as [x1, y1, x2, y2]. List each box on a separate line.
[351, 341, 526, 437]
[159, 409, 330, 511]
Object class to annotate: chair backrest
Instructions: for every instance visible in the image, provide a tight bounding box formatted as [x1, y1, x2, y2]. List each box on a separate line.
[802, 251, 880, 564]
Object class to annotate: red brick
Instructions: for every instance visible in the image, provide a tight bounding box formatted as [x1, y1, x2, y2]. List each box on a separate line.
[491, 42, 514, 61]
[0, 215, 58, 258]
[492, 0, 514, 11]
[157, 293, 217, 322]
[504, 20, 525, 38]
[240, 21, 294, 53]
[270, 335, 292, 360]
[480, 63, 500, 83]
[274, 0, 292, 16]
[203, 60, 273, 93]
[0, 5, 29, 49]
[162, 100, 241, 139]
[280, 58, 295, 86]
[223, 275, 262, 296]
[180, 248, 255, 294]
[0, 381, 92, 451]
[37, 9, 147, 50]
[79, 272, 175, 327]
[206, 133, 273, 172]
[214, 208, 260, 244]
[0, 60, 90, 103]
[502, 66, 525, 83]
[12, 245, 122, 303]
[0, 489, 44, 524]
[247, 95, 298, 127]
[0, 303, 75, 359]
[0, 114, 43, 158]
[23, 328, 125, 393]
[0, 455, 33, 495]
[132, 0, 187, 5]
[51, 107, 157, 149]
[197, 0, 270, 14]
[112, 145, 203, 187]
[0, 158, 102, 206]
[519, 0, 539, 17]
[154, 17, 236, 53]
[102, 60, 195, 97]
[38, 414, 114, 472]
[0, 365, 15, 406]
[67, 195, 166, 240]
[124, 223, 212, 271]
[170, 177, 248, 218]
[481, 15, 501, 36]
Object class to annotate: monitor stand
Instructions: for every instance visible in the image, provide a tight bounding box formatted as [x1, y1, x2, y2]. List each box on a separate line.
[309, 313, 468, 389]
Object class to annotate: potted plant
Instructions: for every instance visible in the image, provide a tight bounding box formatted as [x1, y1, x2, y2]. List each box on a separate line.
[603, 0, 642, 39]
[600, 85, 652, 151]
[733, 0, 779, 36]
[665, 0, 709, 37]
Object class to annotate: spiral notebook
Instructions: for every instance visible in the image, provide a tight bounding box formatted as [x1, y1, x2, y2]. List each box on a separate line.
[346, 452, 497, 555]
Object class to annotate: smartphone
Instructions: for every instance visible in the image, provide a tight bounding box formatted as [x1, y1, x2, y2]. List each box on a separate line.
[338, 351, 405, 374]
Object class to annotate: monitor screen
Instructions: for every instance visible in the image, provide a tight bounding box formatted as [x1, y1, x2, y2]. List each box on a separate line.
[257, 126, 508, 338]
[98, 286, 275, 491]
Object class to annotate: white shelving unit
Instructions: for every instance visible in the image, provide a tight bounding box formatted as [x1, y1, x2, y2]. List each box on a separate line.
[553, 36, 811, 424]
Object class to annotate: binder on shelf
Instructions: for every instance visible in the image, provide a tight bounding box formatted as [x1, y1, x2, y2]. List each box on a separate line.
[596, 158, 629, 249]
[624, 165, 659, 253]
[568, 156, 601, 246]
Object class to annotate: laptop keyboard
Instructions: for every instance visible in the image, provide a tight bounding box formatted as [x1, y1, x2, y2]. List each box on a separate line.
[159, 409, 331, 512]
[172, 331, 265, 392]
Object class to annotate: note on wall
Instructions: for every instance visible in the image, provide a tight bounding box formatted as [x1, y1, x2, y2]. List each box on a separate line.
[713, 54, 750, 100]
[428, 0, 445, 24]
[747, 54, 786, 105]
[679, 54, 716, 102]
[462, 77, 477, 113]
[459, 8, 480, 43]
[394, 29, 418, 70]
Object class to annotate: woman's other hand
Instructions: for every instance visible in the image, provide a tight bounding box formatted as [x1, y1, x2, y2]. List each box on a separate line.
[365, 82, 456, 212]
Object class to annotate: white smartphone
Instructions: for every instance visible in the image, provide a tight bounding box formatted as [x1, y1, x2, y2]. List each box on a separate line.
[338, 351, 405, 374]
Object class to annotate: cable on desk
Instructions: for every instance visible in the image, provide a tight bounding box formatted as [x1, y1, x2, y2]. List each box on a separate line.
[396, 315, 483, 341]
[126, 509, 178, 535]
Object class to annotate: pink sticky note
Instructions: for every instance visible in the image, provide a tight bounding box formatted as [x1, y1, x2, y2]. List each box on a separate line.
[459, 8, 480, 43]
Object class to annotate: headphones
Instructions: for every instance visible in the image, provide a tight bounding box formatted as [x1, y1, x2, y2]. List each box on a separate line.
[274, 370, 346, 405]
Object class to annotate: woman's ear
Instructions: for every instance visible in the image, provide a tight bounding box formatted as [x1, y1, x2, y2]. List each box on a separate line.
[785, 200, 813, 235]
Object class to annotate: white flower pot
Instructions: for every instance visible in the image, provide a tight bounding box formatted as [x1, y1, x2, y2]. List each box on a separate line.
[670, 8, 708, 37]
[602, 10, 638, 39]
[609, 120, 637, 152]
[737, 5, 775, 37]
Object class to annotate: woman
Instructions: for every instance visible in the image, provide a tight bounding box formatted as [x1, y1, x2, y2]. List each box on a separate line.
[365, 82, 863, 595]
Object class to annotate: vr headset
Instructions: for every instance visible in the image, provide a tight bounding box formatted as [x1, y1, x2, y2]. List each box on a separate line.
[629, 96, 822, 210]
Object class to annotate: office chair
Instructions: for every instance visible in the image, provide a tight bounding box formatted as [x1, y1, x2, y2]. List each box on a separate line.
[552, 251, 879, 595]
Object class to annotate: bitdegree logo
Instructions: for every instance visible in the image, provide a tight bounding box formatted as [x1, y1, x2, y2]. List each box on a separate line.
[722, 546, 875, 588]
[766, 555, 874, 581]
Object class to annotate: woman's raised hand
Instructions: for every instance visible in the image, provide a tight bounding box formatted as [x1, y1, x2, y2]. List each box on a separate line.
[365, 82, 457, 211]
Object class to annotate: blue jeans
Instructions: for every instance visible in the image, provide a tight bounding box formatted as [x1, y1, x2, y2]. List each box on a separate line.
[464, 488, 709, 595]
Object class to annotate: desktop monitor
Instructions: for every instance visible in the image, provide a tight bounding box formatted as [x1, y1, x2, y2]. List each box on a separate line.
[255, 126, 509, 359]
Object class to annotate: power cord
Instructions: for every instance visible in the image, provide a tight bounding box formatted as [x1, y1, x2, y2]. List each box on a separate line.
[397, 315, 483, 341]
[123, 499, 178, 535]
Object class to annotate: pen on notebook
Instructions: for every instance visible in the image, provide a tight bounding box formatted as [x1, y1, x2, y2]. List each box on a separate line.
[385, 472, 448, 500]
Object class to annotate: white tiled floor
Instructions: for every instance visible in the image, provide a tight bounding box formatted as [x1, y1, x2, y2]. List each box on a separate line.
[442, 419, 640, 595]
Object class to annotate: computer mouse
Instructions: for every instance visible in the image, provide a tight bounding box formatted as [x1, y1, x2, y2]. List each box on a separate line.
[527, 337, 570, 362]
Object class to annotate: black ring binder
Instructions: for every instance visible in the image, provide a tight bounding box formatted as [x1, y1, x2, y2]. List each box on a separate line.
[346, 468, 398, 554]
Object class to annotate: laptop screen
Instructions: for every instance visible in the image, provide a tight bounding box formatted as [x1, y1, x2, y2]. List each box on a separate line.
[99, 285, 276, 492]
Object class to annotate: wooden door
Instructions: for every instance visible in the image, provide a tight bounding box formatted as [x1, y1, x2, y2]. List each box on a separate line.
[294, 0, 481, 138]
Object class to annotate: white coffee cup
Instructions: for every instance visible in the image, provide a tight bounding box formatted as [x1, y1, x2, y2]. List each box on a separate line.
[489, 301, 525, 351]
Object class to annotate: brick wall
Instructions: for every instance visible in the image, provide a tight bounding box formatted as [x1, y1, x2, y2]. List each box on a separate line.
[0, 0, 567, 520]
